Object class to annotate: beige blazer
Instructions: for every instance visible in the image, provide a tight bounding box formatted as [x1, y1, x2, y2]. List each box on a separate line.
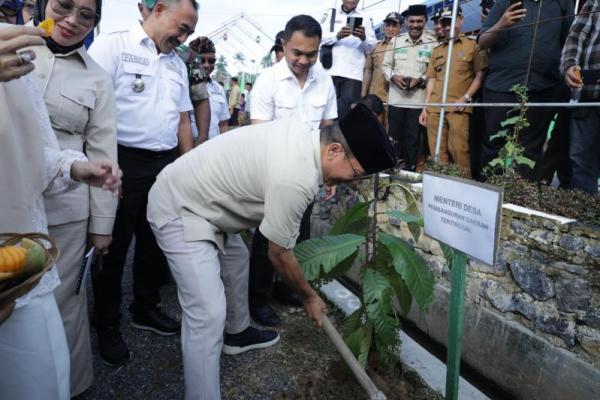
[30, 44, 118, 234]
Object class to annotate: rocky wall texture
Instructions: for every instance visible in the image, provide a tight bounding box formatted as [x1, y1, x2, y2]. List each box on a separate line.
[311, 175, 600, 400]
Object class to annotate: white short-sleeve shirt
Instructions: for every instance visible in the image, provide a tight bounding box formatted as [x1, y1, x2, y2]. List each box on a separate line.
[207, 80, 230, 139]
[88, 23, 193, 151]
[250, 60, 337, 130]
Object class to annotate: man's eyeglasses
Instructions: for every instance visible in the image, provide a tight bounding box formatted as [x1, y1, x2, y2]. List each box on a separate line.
[50, 0, 99, 28]
[345, 155, 363, 179]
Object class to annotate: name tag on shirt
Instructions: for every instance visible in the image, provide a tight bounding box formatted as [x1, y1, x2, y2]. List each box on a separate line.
[121, 52, 149, 66]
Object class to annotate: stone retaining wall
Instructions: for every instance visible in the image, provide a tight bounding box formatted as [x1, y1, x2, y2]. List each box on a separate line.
[311, 174, 600, 400]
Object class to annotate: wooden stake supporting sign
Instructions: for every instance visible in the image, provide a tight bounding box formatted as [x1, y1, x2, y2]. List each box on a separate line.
[422, 172, 503, 400]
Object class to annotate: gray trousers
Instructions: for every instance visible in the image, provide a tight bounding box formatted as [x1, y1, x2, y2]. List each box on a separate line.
[150, 217, 250, 400]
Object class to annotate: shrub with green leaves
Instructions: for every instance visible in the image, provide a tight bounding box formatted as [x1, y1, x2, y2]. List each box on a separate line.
[294, 194, 435, 367]
[486, 84, 535, 176]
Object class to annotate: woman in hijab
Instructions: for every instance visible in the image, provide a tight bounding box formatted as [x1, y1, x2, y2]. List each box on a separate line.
[0, 20, 121, 400]
[29, 0, 118, 396]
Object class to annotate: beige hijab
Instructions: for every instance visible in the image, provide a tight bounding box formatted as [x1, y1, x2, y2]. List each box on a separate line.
[0, 78, 46, 233]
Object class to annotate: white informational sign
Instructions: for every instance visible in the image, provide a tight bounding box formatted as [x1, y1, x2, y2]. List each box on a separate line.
[423, 172, 503, 266]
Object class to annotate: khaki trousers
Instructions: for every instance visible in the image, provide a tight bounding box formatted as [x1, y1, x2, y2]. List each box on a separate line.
[49, 220, 93, 397]
[150, 217, 250, 400]
[427, 111, 471, 172]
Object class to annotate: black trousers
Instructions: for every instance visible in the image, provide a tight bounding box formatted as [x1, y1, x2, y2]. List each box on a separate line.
[388, 106, 422, 171]
[92, 145, 178, 327]
[481, 85, 569, 180]
[248, 202, 314, 307]
[332, 76, 362, 119]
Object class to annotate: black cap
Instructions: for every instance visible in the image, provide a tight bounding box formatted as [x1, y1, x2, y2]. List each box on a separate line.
[383, 11, 403, 24]
[439, 6, 463, 20]
[431, 8, 443, 21]
[338, 103, 396, 174]
[270, 30, 285, 54]
[401, 4, 428, 18]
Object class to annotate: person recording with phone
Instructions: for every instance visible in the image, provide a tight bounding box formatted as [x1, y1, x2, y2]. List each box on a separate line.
[320, 0, 376, 119]
[478, 0, 573, 182]
[560, 0, 600, 195]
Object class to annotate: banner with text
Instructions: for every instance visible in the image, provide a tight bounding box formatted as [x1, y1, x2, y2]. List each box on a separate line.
[423, 172, 503, 265]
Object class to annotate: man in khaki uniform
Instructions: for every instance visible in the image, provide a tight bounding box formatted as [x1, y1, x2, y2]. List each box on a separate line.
[361, 11, 403, 128]
[382, 4, 436, 171]
[228, 76, 241, 126]
[147, 104, 394, 400]
[419, 6, 487, 172]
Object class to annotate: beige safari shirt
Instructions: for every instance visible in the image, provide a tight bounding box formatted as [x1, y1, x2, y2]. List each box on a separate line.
[426, 37, 488, 113]
[365, 39, 391, 102]
[29, 44, 118, 234]
[148, 118, 323, 250]
[382, 31, 436, 109]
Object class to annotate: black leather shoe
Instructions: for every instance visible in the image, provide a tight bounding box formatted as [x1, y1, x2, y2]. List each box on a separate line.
[131, 307, 180, 336]
[273, 282, 304, 307]
[250, 303, 281, 326]
[97, 325, 131, 367]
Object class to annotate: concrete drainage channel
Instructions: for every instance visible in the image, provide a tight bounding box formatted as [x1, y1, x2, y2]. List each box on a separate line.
[320, 279, 490, 400]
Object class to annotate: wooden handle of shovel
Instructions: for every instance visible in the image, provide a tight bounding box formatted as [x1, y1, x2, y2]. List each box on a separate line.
[321, 315, 387, 400]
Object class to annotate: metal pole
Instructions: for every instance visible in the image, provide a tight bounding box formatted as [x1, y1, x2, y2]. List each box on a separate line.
[321, 315, 387, 400]
[575, 0, 580, 14]
[445, 251, 468, 400]
[384, 101, 600, 108]
[433, 0, 461, 162]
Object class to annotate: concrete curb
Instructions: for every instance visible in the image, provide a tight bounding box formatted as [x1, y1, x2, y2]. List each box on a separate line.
[320, 280, 490, 400]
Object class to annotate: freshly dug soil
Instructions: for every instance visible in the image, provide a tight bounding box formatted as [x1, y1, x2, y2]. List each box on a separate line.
[81, 254, 441, 399]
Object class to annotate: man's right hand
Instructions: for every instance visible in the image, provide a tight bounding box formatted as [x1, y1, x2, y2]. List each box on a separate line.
[337, 26, 352, 40]
[303, 294, 328, 328]
[565, 65, 583, 89]
[496, 2, 527, 29]
[419, 109, 428, 126]
[0, 25, 46, 82]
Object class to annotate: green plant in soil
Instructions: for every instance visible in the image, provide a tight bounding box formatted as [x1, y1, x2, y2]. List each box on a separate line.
[294, 184, 435, 367]
[486, 84, 535, 176]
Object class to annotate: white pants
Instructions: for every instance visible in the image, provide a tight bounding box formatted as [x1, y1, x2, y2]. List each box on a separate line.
[0, 292, 70, 400]
[50, 220, 94, 397]
[150, 217, 250, 400]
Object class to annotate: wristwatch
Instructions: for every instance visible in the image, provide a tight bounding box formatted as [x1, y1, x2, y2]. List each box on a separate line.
[464, 94, 473, 103]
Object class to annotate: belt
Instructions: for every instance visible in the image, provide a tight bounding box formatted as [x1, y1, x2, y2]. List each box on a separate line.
[117, 144, 178, 159]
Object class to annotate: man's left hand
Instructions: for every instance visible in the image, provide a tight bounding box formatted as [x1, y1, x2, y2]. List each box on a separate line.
[454, 96, 468, 112]
[89, 234, 112, 255]
[353, 26, 366, 41]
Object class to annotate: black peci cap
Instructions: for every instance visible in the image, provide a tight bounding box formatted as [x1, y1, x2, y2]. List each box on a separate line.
[338, 103, 396, 174]
[401, 4, 428, 18]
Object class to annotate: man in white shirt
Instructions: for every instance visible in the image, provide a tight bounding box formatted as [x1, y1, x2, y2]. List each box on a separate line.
[87, 0, 197, 367]
[320, 0, 377, 118]
[249, 14, 337, 326]
[147, 104, 395, 400]
[189, 36, 230, 140]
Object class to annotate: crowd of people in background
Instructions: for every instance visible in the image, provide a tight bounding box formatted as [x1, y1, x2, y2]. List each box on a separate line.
[0, 0, 598, 399]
